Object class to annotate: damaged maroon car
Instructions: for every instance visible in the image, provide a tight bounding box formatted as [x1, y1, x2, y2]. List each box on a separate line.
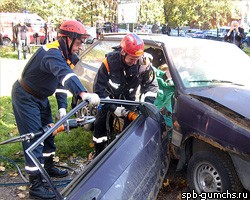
[167, 37, 250, 194]
[74, 34, 250, 196]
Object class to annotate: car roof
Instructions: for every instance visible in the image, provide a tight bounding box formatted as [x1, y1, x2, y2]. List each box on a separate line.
[99, 33, 165, 44]
[99, 33, 226, 47]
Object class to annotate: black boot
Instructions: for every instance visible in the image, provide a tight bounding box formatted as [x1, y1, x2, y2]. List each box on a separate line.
[44, 156, 68, 178]
[94, 142, 108, 157]
[29, 173, 55, 199]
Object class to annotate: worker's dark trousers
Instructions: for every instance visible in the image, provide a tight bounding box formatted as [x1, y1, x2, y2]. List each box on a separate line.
[93, 109, 110, 140]
[11, 80, 56, 175]
[93, 107, 130, 143]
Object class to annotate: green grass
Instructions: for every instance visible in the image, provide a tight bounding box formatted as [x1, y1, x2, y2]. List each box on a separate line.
[0, 46, 18, 59]
[243, 46, 250, 56]
[0, 96, 93, 171]
[0, 45, 39, 59]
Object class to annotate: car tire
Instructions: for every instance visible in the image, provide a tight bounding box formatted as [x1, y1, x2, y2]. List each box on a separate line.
[2, 37, 11, 46]
[187, 150, 243, 193]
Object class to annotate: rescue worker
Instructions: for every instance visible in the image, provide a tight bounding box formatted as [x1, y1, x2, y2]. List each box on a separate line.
[11, 20, 100, 199]
[93, 33, 159, 156]
[13, 18, 29, 60]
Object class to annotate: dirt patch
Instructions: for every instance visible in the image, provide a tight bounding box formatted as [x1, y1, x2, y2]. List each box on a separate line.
[0, 157, 87, 200]
[157, 159, 190, 200]
[0, 158, 189, 200]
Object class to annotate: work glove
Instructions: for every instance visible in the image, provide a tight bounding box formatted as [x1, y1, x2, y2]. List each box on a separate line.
[114, 106, 126, 117]
[82, 93, 100, 106]
[56, 108, 67, 121]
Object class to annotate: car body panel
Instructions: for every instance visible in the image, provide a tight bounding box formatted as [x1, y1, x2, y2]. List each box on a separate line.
[190, 85, 250, 119]
[63, 114, 169, 200]
[184, 29, 200, 37]
[172, 93, 250, 154]
[192, 30, 206, 38]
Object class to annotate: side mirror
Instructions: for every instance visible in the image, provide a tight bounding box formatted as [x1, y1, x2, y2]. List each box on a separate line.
[85, 39, 93, 44]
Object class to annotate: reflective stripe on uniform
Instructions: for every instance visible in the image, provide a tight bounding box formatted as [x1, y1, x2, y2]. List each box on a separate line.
[108, 79, 120, 89]
[43, 45, 49, 51]
[55, 88, 68, 94]
[144, 91, 157, 98]
[43, 152, 55, 157]
[62, 73, 77, 86]
[25, 164, 44, 172]
[93, 136, 108, 143]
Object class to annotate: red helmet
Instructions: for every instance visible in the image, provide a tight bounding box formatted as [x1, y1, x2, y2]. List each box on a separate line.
[59, 20, 89, 42]
[120, 33, 144, 57]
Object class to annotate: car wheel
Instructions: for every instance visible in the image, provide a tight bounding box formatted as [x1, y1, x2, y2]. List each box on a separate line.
[2, 37, 11, 46]
[187, 150, 243, 193]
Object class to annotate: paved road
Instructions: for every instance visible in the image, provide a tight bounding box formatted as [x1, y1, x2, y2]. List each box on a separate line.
[0, 58, 27, 97]
[0, 57, 72, 97]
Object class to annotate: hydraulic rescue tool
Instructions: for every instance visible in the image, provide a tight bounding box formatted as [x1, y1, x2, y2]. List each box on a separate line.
[0, 116, 95, 145]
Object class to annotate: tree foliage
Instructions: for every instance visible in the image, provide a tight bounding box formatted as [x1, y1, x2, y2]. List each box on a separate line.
[0, 0, 233, 29]
[161, 0, 232, 29]
[138, 0, 165, 24]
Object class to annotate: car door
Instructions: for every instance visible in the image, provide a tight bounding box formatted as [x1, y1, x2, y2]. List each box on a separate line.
[74, 39, 121, 92]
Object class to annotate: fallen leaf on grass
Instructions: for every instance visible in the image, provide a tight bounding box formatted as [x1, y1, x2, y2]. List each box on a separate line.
[177, 179, 188, 188]
[88, 152, 94, 161]
[53, 156, 59, 162]
[9, 172, 18, 177]
[0, 166, 5, 171]
[18, 186, 28, 191]
[9, 132, 16, 137]
[17, 193, 26, 199]
[14, 151, 22, 155]
[162, 179, 171, 187]
[89, 142, 94, 148]
[180, 179, 188, 186]
[177, 192, 182, 200]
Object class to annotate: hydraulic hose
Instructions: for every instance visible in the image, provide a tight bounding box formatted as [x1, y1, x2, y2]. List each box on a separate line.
[0, 155, 75, 188]
[0, 155, 28, 183]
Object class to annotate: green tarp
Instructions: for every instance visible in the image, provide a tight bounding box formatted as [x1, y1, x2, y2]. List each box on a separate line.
[153, 67, 175, 127]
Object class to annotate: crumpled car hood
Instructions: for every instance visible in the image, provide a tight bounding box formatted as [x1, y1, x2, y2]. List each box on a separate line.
[190, 85, 250, 119]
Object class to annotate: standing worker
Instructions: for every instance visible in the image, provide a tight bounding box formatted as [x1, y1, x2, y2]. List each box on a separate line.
[96, 19, 102, 40]
[11, 20, 100, 199]
[93, 33, 159, 156]
[13, 18, 29, 60]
